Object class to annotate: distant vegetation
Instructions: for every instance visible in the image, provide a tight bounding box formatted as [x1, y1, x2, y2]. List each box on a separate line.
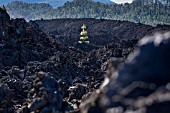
[6, 2, 53, 20]
[6, 0, 170, 25]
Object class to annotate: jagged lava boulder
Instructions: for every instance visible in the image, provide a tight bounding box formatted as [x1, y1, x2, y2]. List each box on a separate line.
[22, 72, 68, 113]
[0, 9, 60, 69]
[0, 7, 11, 37]
[80, 32, 170, 113]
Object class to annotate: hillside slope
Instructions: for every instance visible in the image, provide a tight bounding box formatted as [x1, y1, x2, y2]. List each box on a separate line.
[6, 0, 170, 25]
[36, 19, 170, 48]
[1, 0, 115, 8]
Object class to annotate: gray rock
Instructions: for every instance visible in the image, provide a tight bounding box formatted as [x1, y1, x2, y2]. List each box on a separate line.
[26, 72, 64, 113]
[29, 98, 47, 112]
[69, 83, 86, 100]
[80, 32, 170, 113]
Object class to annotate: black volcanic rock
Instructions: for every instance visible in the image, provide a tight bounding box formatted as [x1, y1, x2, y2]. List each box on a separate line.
[1, 9, 170, 113]
[0, 84, 15, 113]
[26, 72, 66, 113]
[36, 19, 170, 49]
[80, 32, 170, 113]
[0, 10, 61, 69]
[0, 7, 11, 37]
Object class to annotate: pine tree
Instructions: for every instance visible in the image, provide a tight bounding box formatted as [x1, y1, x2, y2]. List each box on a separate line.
[78, 24, 89, 44]
[2, 5, 6, 11]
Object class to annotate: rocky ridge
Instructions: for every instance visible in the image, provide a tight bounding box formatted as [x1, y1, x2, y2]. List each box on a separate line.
[36, 19, 170, 50]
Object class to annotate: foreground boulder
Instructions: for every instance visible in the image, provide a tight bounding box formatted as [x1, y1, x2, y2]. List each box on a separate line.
[80, 32, 170, 113]
[21, 72, 67, 113]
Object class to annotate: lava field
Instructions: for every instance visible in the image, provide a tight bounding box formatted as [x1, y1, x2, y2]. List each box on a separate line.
[0, 8, 170, 113]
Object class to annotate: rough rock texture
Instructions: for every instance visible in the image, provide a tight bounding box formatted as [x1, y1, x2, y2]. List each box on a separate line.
[0, 66, 30, 113]
[0, 9, 60, 69]
[36, 19, 170, 48]
[25, 72, 65, 113]
[80, 32, 170, 113]
[0, 8, 11, 37]
[0, 9, 123, 113]
[1, 8, 170, 113]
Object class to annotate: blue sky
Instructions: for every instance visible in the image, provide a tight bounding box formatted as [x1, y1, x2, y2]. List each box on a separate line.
[111, 0, 133, 3]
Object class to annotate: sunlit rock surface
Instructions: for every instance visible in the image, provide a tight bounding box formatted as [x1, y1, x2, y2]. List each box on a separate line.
[81, 32, 170, 113]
